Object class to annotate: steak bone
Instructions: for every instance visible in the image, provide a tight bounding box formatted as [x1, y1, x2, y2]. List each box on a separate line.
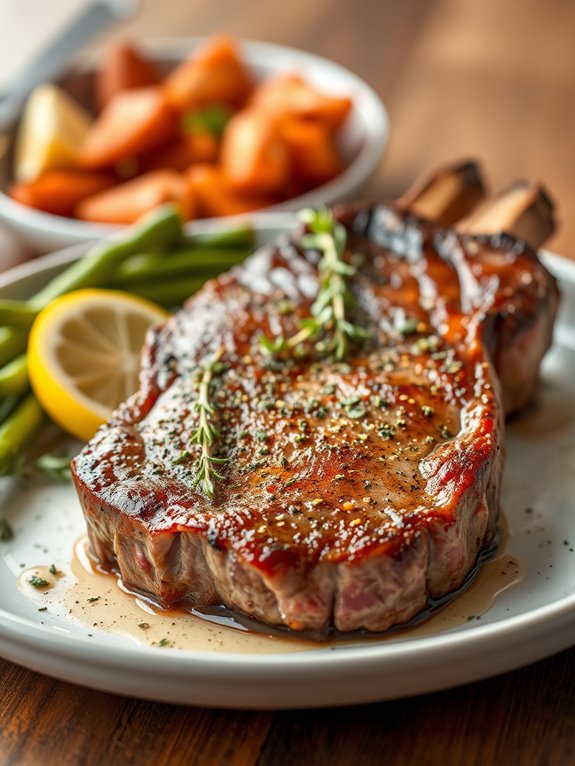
[396, 159, 486, 227]
[457, 180, 556, 250]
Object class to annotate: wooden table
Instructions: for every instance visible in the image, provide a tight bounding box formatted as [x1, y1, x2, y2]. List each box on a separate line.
[1, 0, 574, 763]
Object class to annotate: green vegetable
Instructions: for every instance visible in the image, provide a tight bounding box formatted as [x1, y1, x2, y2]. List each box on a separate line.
[0, 396, 21, 425]
[0, 301, 38, 329]
[0, 394, 46, 475]
[122, 277, 208, 307]
[0, 328, 27, 368]
[0, 356, 28, 398]
[184, 223, 253, 249]
[29, 205, 184, 308]
[0, 206, 183, 371]
[113, 247, 248, 284]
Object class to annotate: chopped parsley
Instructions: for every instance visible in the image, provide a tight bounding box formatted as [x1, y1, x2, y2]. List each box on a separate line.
[28, 575, 49, 589]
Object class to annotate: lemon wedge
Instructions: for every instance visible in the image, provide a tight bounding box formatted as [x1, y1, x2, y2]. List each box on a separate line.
[28, 289, 168, 441]
[14, 84, 92, 182]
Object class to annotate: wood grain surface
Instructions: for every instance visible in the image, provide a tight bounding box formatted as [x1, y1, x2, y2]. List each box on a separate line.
[1, 1, 575, 764]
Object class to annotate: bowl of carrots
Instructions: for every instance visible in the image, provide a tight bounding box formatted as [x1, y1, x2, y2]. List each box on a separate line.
[0, 35, 388, 253]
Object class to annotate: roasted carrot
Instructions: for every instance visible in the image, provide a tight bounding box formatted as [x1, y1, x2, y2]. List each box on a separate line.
[96, 41, 161, 111]
[81, 87, 177, 168]
[75, 170, 195, 224]
[140, 131, 219, 173]
[164, 35, 254, 111]
[9, 170, 116, 217]
[187, 164, 272, 218]
[220, 109, 290, 194]
[281, 118, 343, 186]
[187, 131, 220, 163]
[250, 73, 352, 130]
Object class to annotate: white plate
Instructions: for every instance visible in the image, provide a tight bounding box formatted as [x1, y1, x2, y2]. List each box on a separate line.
[0, 225, 574, 709]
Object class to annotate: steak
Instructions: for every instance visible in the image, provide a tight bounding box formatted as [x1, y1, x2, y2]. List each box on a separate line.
[72, 162, 559, 635]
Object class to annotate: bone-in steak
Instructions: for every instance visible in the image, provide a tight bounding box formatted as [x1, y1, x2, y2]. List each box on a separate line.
[72, 175, 558, 635]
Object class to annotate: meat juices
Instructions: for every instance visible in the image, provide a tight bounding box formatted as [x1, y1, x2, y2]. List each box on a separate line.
[72, 163, 558, 635]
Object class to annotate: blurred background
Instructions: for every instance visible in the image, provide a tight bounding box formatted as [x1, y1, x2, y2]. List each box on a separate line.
[0, 0, 573, 255]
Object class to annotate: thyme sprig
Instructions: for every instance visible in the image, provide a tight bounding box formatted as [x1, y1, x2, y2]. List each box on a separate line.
[260, 208, 370, 360]
[190, 345, 228, 498]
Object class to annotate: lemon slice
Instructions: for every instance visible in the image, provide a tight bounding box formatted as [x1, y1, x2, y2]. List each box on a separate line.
[14, 84, 92, 182]
[28, 289, 168, 441]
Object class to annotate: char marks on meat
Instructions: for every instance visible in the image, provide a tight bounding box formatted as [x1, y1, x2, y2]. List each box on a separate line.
[72, 162, 559, 635]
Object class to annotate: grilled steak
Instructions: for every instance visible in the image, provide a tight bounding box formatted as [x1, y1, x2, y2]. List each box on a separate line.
[72, 165, 558, 635]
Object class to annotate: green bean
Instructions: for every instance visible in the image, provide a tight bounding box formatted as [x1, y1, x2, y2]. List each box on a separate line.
[0, 356, 28, 398]
[0, 205, 184, 372]
[0, 394, 45, 475]
[0, 301, 39, 329]
[182, 223, 254, 249]
[0, 328, 27, 369]
[114, 247, 248, 284]
[124, 277, 209, 307]
[0, 395, 21, 425]
[29, 204, 184, 308]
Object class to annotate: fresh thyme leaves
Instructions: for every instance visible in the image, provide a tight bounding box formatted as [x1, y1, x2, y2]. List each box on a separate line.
[399, 318, 421, 336]
[259, 208, 370, 360]
[182, 105, 232, 138]
[172, 449, 191, 465]
[190, 345, 228, 498]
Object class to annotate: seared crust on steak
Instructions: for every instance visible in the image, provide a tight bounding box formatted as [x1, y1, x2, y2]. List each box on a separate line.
[72, 166, 558, 635]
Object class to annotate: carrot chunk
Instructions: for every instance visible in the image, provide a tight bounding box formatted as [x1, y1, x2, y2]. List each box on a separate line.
[281, 118, 343, 186]
[250, 73, 352, 130]
[164, 36, 254, 111]
[186, 131, 220, 163]
[96, 41, 161, 110]
[187, 164, 272, 218]
[220, 109, 290, 194]
[81, 87, 176, 168]
[140, 132, 219, 173]
[9, 170, 116, 217]
[75, 170, 195, 224]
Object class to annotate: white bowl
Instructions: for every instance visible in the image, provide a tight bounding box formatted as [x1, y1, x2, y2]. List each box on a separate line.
[0, 37, 389, 253]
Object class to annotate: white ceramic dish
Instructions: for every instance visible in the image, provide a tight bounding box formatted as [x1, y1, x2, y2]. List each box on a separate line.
[0, 38, 388, 253]
[0, 227, 574, 709]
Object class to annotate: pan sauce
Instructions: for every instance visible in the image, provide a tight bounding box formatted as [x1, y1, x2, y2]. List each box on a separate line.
[18, 515, 522, 653]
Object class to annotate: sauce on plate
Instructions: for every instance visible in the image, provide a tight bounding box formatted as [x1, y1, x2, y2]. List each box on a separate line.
[17, 514, 523, 653]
